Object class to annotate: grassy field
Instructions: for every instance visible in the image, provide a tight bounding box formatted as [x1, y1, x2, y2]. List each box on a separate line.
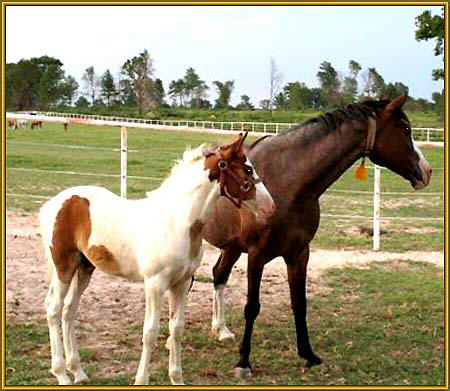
[5, 260, 444, 386]
[6, 122, 444, 252]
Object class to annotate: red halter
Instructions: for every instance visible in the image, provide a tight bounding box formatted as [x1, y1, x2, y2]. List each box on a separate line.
[214, 149, 261, 208]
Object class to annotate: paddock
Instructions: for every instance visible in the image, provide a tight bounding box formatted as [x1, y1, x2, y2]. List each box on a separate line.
[4, 120, 445, 386]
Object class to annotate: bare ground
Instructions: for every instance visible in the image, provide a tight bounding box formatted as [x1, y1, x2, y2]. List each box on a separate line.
[5, 210, 444, 374]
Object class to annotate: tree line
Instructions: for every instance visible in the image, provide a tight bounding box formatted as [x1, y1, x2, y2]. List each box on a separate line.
[6, 9, 443, 117]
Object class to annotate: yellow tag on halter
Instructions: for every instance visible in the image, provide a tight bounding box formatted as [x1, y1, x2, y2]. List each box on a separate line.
[355, 159, 368, 181]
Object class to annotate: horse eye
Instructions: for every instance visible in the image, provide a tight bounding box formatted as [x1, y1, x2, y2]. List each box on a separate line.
[245, 167, 253, 175]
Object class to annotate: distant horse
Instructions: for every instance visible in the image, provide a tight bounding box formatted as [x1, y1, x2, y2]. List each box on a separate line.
[17, 119, 28, 128]
[7, 119, 17, 130]
[203, 95, 432, 376]
[39, 133, 274, 385]
[31, 120, 43, 129]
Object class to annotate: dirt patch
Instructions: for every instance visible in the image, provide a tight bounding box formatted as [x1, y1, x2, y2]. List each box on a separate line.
[5, 210, 443, 368]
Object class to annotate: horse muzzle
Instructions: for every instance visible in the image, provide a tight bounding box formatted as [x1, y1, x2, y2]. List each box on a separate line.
[412, 161, 432, 190]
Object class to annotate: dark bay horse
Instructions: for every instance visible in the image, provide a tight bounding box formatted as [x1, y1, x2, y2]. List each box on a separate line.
[202, 95, 432, 376]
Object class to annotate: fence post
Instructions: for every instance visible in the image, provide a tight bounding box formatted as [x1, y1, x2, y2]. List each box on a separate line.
[121, 127, 127, 198]
[373, 164, 381, 251]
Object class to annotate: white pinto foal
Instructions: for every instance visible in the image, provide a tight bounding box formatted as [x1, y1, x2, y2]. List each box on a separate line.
[40, 133, 274, 386]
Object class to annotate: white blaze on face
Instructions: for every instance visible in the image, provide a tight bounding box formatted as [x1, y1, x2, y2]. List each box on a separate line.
[412, 137, 432, 190]
[241, 158, 275, 219]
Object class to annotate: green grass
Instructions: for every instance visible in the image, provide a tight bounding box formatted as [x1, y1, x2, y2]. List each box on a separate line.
[5, 260, 444, 386]
[6, 123, 444, 252]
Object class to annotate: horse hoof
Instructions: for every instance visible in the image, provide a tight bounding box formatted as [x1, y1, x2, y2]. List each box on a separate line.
[219, 329, 235, 343]
[56, 377, 72, 386]
[234, 367, 252, 378]
[74, 374, 90, 385]
[305, 355, 322, 368]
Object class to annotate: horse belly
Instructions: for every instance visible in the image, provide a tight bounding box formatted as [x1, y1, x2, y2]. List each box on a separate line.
[86, 208, 142, 281]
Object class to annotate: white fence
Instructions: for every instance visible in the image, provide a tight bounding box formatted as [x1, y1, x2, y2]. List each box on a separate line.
[6, 111, 445, 143]
[6, 112, 444, 251]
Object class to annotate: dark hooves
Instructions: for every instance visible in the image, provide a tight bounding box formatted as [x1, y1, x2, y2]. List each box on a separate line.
[305, 354, 322, 368]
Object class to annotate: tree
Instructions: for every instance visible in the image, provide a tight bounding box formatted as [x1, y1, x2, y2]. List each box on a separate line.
[268, 58, 283, 114]
[82, 66, 100, 104]
[121, 49, 156, 115]
[6, 56, 67, 110]
[431, 91, 444, 119]
[169, 79, 185, 106]
[59, 75, 79, 105]
[341, 60, 361, 105]
[317, 61, 340, 107]
[153, 78, 165, 107]
[283, 82, 313, 110]
[259, 99, 270, 110]
[382, 82, 408, 100]
[75, 96, 89, 108]
[213, 80, 234, 109]
[361, 67, 385, 99]
[100, 69, 116, 107]
[415, 9, 444, 80]
[236, 95, 254, 110]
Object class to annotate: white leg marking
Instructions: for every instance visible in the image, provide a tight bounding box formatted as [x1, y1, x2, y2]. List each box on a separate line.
[211, 284, 235, 342]
[61, 267, 92, 384]
[45, 271, 72, 385]
[166, 279, 191, 385]
[134, 276, 167, 385]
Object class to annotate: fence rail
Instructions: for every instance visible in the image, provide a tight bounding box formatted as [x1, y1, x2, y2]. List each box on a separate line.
[7, 111, 445, 142]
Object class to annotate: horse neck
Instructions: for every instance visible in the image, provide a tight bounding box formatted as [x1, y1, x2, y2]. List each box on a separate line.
[155, 160, 219, 224]
[259, 120, 368, 203]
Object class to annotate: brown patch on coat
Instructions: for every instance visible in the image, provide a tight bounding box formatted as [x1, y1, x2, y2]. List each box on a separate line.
[50, 195, 92, 283]
[189, 220, 205, 260]
[86, 245, 122, 275]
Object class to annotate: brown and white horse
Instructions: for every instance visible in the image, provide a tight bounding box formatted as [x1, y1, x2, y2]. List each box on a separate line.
[40, 133, 275, 385]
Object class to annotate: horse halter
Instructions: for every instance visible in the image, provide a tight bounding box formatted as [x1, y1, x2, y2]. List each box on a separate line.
[214, 149, 261, 208]
[364, 116, 377, 158]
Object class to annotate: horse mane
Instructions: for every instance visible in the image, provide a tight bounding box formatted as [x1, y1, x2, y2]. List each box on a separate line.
[168, 143, 212, 177]
[282, 99, 391, 135]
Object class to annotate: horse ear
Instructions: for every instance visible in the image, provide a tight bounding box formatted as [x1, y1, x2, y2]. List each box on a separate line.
[385, 95, 407, 112]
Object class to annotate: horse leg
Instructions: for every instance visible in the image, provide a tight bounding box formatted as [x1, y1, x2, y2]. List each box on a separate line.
[135, 276, 167, 385]
[61, 263, 93, 384]
[211, 247, 241, 342]
[234, 250, 265, 377]
[45, 266, 76, 385]
[165, 278, 191, 385]
[284, 246, 322, 367]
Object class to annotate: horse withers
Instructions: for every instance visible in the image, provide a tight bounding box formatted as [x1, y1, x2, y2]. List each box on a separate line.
[39, 133, 275, 385]
[203, 95, 432, 377]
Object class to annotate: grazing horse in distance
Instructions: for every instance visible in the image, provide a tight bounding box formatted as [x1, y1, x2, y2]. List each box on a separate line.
[203, 95, 432, 377]
[31, 120, 43, 129]
[7, 119, 17, 130]
[39, 133, 275, 385]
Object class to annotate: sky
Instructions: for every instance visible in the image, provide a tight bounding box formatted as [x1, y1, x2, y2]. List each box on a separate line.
[5, 4, 444, 107]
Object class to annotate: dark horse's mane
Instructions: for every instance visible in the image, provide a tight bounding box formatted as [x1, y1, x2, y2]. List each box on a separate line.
[248, 99, 404, 150]
[283, 99, 391, 136]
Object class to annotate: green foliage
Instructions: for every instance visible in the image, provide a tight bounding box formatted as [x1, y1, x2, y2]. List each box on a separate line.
[121, 49, 156, 115]
[169, 67, 208, 108]
[100, 69, 116, 106]
[6, 56, 71, 110]
[213, 80, 234, 109]
[317, 61, 340, 106]
[235, 95, 254, 110]
[415, 9, 444, 80]
[81, 65, 99, 104]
